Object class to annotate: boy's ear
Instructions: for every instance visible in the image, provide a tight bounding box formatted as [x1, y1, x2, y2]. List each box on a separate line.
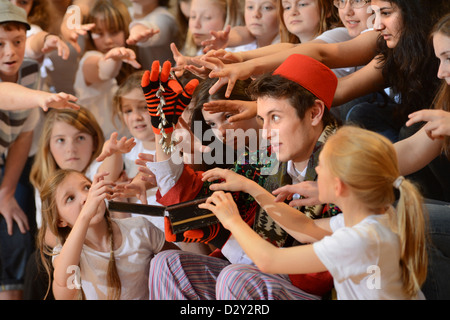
[310, 100, 325, 126]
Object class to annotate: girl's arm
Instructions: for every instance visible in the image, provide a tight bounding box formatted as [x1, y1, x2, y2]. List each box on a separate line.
[200, 191, 327, 275]
[202, 168, 332, 243]
[52, 172, 114, 300]
[96, 132, 136, 182]
[82, 48, 141, 86]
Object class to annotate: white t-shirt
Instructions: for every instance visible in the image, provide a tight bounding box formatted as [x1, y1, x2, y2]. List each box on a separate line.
[53, 216, 165, 300]
[313, 213, 425, 300]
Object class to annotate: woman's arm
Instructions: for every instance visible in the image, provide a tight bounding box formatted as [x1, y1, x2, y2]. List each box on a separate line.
[205, 30, 379, 97]
[395, 127, 443, 176]
[332, 57, 386, 106]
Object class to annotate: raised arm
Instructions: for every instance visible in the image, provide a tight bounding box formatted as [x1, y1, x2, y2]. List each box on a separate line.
[0, 83, 79, 111]
[82, 47, 141, 86]
[205, 30, 379, 97]
[52, 172, 114, 300]
[96, 132, 136, 182]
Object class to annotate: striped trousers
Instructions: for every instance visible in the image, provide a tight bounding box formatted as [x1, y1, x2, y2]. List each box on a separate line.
[149, 250, 320, 300]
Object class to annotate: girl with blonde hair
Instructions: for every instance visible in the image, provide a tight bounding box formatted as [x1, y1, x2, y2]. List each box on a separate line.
[38, 169, 178, 299]
[278, 0, 341, 44]
[200, 126, 428, 299]
[182, 0, 244, 56]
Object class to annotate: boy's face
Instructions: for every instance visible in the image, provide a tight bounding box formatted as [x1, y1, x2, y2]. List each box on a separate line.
[0, 26, 26, 82]
[257, 96, 317, 164]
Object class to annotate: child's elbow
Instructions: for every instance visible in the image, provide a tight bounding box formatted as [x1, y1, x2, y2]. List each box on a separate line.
[253, 250, 277, 274]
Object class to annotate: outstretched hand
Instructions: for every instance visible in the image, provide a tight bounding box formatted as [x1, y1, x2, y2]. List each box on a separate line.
[406, 109, 450, 140]
[39, 92, 79, 111]
[96, 132, 136, 162]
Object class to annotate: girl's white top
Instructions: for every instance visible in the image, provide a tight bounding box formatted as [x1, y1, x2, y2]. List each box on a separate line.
[53, 216, 165, 300]
[313, 213, 425, 300]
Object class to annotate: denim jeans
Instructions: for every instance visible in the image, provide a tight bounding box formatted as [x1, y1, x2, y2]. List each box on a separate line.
[421, 202, 450, 300]
[0, 156, 36, 292]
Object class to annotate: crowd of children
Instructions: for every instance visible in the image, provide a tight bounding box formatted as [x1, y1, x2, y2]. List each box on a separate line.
[0, 0, 449, 301]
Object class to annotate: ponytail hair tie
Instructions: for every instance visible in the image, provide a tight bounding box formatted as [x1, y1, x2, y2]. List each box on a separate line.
[393, 176, 405, 189]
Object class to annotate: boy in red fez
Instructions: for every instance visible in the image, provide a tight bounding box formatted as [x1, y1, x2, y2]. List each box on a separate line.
[140, 55, 341, 300]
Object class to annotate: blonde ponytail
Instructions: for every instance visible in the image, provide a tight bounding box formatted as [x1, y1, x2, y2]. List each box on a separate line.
[324, 126, 428, 298]
[394, 178, 428, 298]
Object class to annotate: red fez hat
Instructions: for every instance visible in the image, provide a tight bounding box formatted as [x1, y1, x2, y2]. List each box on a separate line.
[273, 54, 337, 109]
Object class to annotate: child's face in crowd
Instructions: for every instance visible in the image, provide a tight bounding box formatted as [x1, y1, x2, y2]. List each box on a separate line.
[55, 172, 106, 228]
[0, 26, 26, 82]
[338, 0, 372, 37]
[434, 32, 450, 85]
[120, 88, 155, 142]
[371, 0, 403, 48]
[201, 109, 260, 151]
[281, 0, 320, 41]
[257, 96, 316, 164]
[189, 0, 225, 46]
[9, 0, 33, 16]
[49, 121, 95, 172]
[91, 14, 126, 53]
[244, 0, 279, 40]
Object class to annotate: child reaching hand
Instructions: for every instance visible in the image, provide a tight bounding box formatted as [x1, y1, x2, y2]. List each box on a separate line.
[38, 170, 179, 300]
[74, 0, 141, 139]
[200, 125, 428, 300]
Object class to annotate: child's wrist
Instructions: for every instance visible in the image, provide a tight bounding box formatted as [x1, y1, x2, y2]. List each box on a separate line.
[43, 33, 55, 43]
